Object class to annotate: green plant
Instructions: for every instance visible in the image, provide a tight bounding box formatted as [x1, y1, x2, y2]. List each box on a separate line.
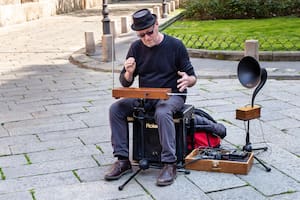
[29, 189, 36, 200]
[0, 168, 6, 180]
[72, 170, 82, 182]
[96, 145, 104, 153]
[24, 153, 32, 165]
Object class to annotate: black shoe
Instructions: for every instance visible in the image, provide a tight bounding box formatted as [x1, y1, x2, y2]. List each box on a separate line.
[156, 163, 177, 186]
[104, 160, 132, 181]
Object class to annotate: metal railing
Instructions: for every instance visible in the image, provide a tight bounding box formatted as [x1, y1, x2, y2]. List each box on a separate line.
[168, 33, 300, 51]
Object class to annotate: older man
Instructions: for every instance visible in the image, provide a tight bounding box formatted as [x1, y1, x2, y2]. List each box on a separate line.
[104, 8, 197, 186]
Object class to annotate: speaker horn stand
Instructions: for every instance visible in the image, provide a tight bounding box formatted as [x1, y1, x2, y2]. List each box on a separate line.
[236, 56, 271, 172]
[236, 112, 271, 172]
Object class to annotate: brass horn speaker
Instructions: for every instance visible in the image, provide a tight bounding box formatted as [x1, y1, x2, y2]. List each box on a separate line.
[237, 56, 268, 107]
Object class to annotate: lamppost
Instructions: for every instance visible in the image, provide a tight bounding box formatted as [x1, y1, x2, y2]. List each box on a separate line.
[102, 0, 111, 34]
[162, 0, 168, 18]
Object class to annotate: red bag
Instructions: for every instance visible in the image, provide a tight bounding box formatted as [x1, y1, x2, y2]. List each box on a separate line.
[187, 131, 221, 152]
[186, 108, 226, 153]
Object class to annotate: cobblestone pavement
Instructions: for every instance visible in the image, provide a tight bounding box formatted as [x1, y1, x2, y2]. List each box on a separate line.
[0, 6, 300, 200]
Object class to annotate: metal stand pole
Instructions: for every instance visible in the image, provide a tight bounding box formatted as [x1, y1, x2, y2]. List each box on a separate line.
[243, 120, 271, 172]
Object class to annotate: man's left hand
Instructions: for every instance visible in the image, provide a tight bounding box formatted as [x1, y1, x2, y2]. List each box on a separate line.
[177, 71, 196, 92]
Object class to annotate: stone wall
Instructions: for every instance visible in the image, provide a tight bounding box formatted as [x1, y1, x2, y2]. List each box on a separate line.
[0, 0, 101, 27]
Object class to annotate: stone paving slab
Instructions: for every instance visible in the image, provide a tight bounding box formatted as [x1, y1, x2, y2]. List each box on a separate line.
[31, 102, 91, 118]
[186, 170, 247, 193]
[4, 117, 88, 136]
[0, 134, 39, 147]
[34, 180, 148, 200]
[0, 191, 33, 200]
[69, 110, 110, 127]
[136, 168, 211, 200]
[258, 144, 300, 182]
[0, 171, 78, 194]
[27, 145, 99, 163]
[3, 156, 98, 179]
[269, 192, 300, 200]
[0, 145, 10, 156]
[36, 127, 106, 142]
[77, 126, 111, 144]
[239, 165, 300, 196]
[0, 111, 34, 124]
[263, 125, 300, 155]
[76, 166, 111, 183]
[207, 186, 267, 200]
[0, 154, 27, 168]
[92, 142, 116, 166]
[10, 137, 84, 154]
[0, 126, 8, 137]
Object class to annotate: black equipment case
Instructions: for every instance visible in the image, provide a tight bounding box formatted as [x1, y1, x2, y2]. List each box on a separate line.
[130, 104, 194, 163]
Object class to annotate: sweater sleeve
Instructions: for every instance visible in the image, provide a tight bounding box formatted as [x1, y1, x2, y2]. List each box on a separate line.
[176, 40, 196, 77]
[119, 68, 134, 87]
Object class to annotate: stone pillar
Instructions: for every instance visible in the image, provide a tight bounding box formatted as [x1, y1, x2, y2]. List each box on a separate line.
[170, 1, 175, 12]
[175, 0, 180, 8]
[85, 32, 95, 56]
[245, 40, 259, 60]
[153, 6, 161, 20]
[162, 0, 168, 18]
[102, 34, 114, 62]
[167, 2, 171, 14]
[121, 16, 129, 33]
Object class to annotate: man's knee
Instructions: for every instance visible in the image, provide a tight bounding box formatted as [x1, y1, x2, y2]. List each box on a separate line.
[154, 106, 172, 121]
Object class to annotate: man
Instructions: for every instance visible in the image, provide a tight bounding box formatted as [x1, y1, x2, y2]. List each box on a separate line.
[105, 8, 197, 186]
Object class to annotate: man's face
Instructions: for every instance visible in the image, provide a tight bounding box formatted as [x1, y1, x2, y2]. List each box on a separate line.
[136, 23, 159, 47]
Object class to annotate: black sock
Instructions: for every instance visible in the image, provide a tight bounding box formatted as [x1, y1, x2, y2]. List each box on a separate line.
[117, 156, 128, 160]
[162, 161, 176, 164]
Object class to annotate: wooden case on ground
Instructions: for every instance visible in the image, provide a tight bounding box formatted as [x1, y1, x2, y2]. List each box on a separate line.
[185, 148, 254, 175]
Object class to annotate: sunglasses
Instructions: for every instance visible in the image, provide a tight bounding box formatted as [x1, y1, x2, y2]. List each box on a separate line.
[137, 26, 154, 38]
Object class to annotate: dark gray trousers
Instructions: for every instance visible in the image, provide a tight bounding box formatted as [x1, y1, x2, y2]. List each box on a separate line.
[109, 96, 184, 163]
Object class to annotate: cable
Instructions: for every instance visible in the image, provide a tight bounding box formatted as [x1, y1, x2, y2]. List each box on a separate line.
[255, 118, 272, 156]
[111, 33, 115, 89]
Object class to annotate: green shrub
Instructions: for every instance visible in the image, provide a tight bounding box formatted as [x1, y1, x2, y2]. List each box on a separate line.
[182, 0, 300, 20]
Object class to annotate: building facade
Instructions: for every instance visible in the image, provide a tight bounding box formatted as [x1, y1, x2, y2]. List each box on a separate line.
[0, 0, 101, 26]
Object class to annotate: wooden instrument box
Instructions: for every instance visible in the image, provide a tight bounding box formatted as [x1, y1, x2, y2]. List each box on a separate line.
[185, 149, 254, 175]
[112, 87, 171, 100]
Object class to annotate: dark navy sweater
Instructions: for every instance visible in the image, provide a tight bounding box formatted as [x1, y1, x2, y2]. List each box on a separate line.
[119, 34, 196, 98]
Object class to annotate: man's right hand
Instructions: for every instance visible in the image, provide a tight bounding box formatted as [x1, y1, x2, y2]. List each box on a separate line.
[124, 57, 136, 82]
[124, 57, 136, 74]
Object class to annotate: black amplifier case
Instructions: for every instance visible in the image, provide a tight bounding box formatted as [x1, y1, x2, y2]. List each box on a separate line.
[131, 104, 194, 163]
